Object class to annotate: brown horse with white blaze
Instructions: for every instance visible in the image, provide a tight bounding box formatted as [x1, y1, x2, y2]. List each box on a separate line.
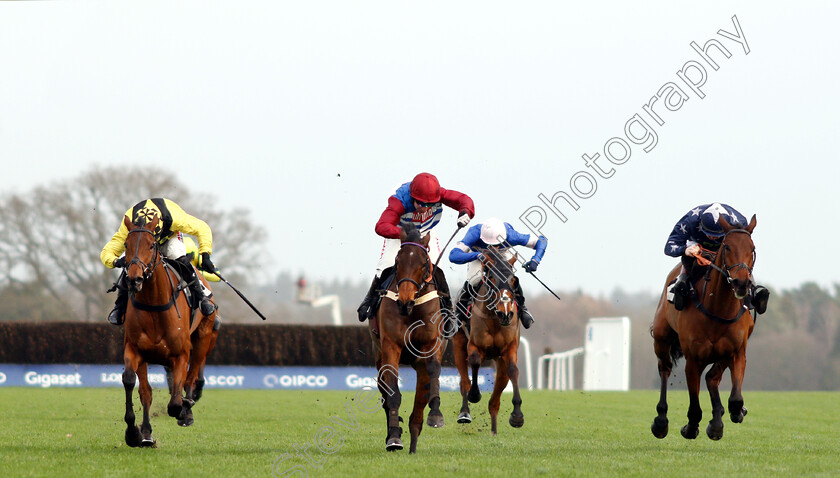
[121, 215, 218, 447]
[454, 247, 524, 435]
[369, 223, 448, 453]
[651, 215, 758, 440]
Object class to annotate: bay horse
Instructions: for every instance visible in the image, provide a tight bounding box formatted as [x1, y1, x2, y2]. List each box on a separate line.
[121, 215, 219, 447]
[369, 223, 447, 453]
[453, 247, 524, 435]
[651, 215, 758, 440]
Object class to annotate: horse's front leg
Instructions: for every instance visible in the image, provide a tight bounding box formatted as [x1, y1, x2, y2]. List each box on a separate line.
[505, 346, 524, 429]
[122, 347, 142, 448]
[379, 340, 403, 452]
[488, 357, 510, 436]
[681, 358, 702, 439]
[728, 347, 748, 424]
[467, 343, 484, 404]
[705, 361, 727, 440]
[425, 356, 444, 429]
[136, 362, 156, 447]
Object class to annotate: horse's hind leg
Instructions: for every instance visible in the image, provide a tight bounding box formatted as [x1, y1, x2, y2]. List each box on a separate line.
[488, 357, 510, 436]
[728, 347, 748, 423]
[453, 329, 472, 423]
[705, 361, 727, 440]
[167, 354, 188, 420]
[122, 348, 142, 448]
[409, 362, 432, 454]
[680, 358, 702, 439]
[136, 362, 156, 447]
[651, 323, 675, 438]
[425, 357, 445, 429]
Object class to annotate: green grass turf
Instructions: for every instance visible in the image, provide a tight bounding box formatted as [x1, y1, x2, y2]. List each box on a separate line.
[0, 388, 837, 477]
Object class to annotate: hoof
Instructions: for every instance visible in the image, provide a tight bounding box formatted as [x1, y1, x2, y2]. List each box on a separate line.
[467, 387, 481, 404]
[167, 403, 182, 418]
[706, 422, 724, 441]
[125, 426, 142, 448]
[385, 437, 403, 452]
[509, 412, 524, 428]
[731, 406, 747, 423]
[140, 437, 156, 448]
[427, 412, 444, 428]
[457, 412, 472, 424]
[178, 416, 194, 427]
[680, 424, 699, 439]
[651, 417, 669, 439]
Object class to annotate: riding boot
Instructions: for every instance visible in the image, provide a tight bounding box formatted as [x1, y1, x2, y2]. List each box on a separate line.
[358, 274, 384, 322]
[178, 256, 215, 316]
[512, 277, 534, 329]
[672, 273, 690, 311]
[752, 285, 770, 315]
[107, 271, 128, 325]
[433, 267, 453, 313]
[454, 282, 474, 328]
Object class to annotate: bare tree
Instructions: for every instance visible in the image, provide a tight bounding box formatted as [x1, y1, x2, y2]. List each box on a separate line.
[0, 165, 266, 321]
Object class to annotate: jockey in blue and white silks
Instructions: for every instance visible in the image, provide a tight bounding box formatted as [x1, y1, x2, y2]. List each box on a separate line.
[449, 218, 547, 329]
[665, 202, 769, 314]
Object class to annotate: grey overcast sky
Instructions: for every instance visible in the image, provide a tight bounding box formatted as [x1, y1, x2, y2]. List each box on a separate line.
[1, 1, 837, 297]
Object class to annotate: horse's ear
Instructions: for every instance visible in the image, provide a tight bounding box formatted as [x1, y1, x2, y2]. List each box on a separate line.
[399, 228, 407, 243]
[720, 215, 734, 232]
[508, 254, 518, 266]
[746, 214, 757, 233]
[420, 233, 430, 248]
[123, 215, 133, 230]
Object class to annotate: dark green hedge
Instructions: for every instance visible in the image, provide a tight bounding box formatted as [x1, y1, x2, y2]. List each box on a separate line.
[0, 323, 456, 366]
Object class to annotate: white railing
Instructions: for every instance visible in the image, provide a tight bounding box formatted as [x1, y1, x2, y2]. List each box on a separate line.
[536, 347, 584, 391]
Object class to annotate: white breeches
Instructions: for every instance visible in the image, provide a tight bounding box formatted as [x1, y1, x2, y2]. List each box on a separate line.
[161, 232, 186, 260]
[161, 233, 210, 296]
[465, 248, 516, 286]
[375, 230, 441, 278]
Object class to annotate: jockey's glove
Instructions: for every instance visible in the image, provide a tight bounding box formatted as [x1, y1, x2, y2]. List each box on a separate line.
[457, 210, 471, 228]
[113, 256, 126, 269]
[524, 259, 539, 273]
[685, 244, 701, 257]
[200, 253, 217, 273]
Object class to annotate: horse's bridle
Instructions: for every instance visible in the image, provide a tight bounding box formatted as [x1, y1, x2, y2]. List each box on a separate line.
[706, 229, 756, 287]
[480, 252, 516, 317]
[126, 228, 161, 282]
[693, 228, 757, 323]
[395, 242, 432, 293]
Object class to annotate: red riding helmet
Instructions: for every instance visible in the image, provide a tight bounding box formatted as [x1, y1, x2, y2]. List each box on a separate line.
[409, 172, 441, 203]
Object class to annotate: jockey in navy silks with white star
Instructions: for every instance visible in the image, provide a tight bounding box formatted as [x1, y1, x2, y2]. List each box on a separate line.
[449, 218, 547, 329]
[665, 203, 769, 313]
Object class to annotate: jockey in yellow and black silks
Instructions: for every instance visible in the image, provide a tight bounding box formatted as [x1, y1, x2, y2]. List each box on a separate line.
[101, 198, 217, 325]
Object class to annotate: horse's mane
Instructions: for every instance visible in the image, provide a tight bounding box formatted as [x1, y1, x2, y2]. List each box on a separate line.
[402, 223, 422, 243]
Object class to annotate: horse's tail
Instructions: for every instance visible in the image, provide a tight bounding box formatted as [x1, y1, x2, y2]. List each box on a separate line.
[649, 324, 683, 364]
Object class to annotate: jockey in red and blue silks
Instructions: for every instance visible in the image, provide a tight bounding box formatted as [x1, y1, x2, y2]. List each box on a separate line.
[357, 172, 475, 322]
[665, 202, 769, 313]
[449, 218, 547, 329]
